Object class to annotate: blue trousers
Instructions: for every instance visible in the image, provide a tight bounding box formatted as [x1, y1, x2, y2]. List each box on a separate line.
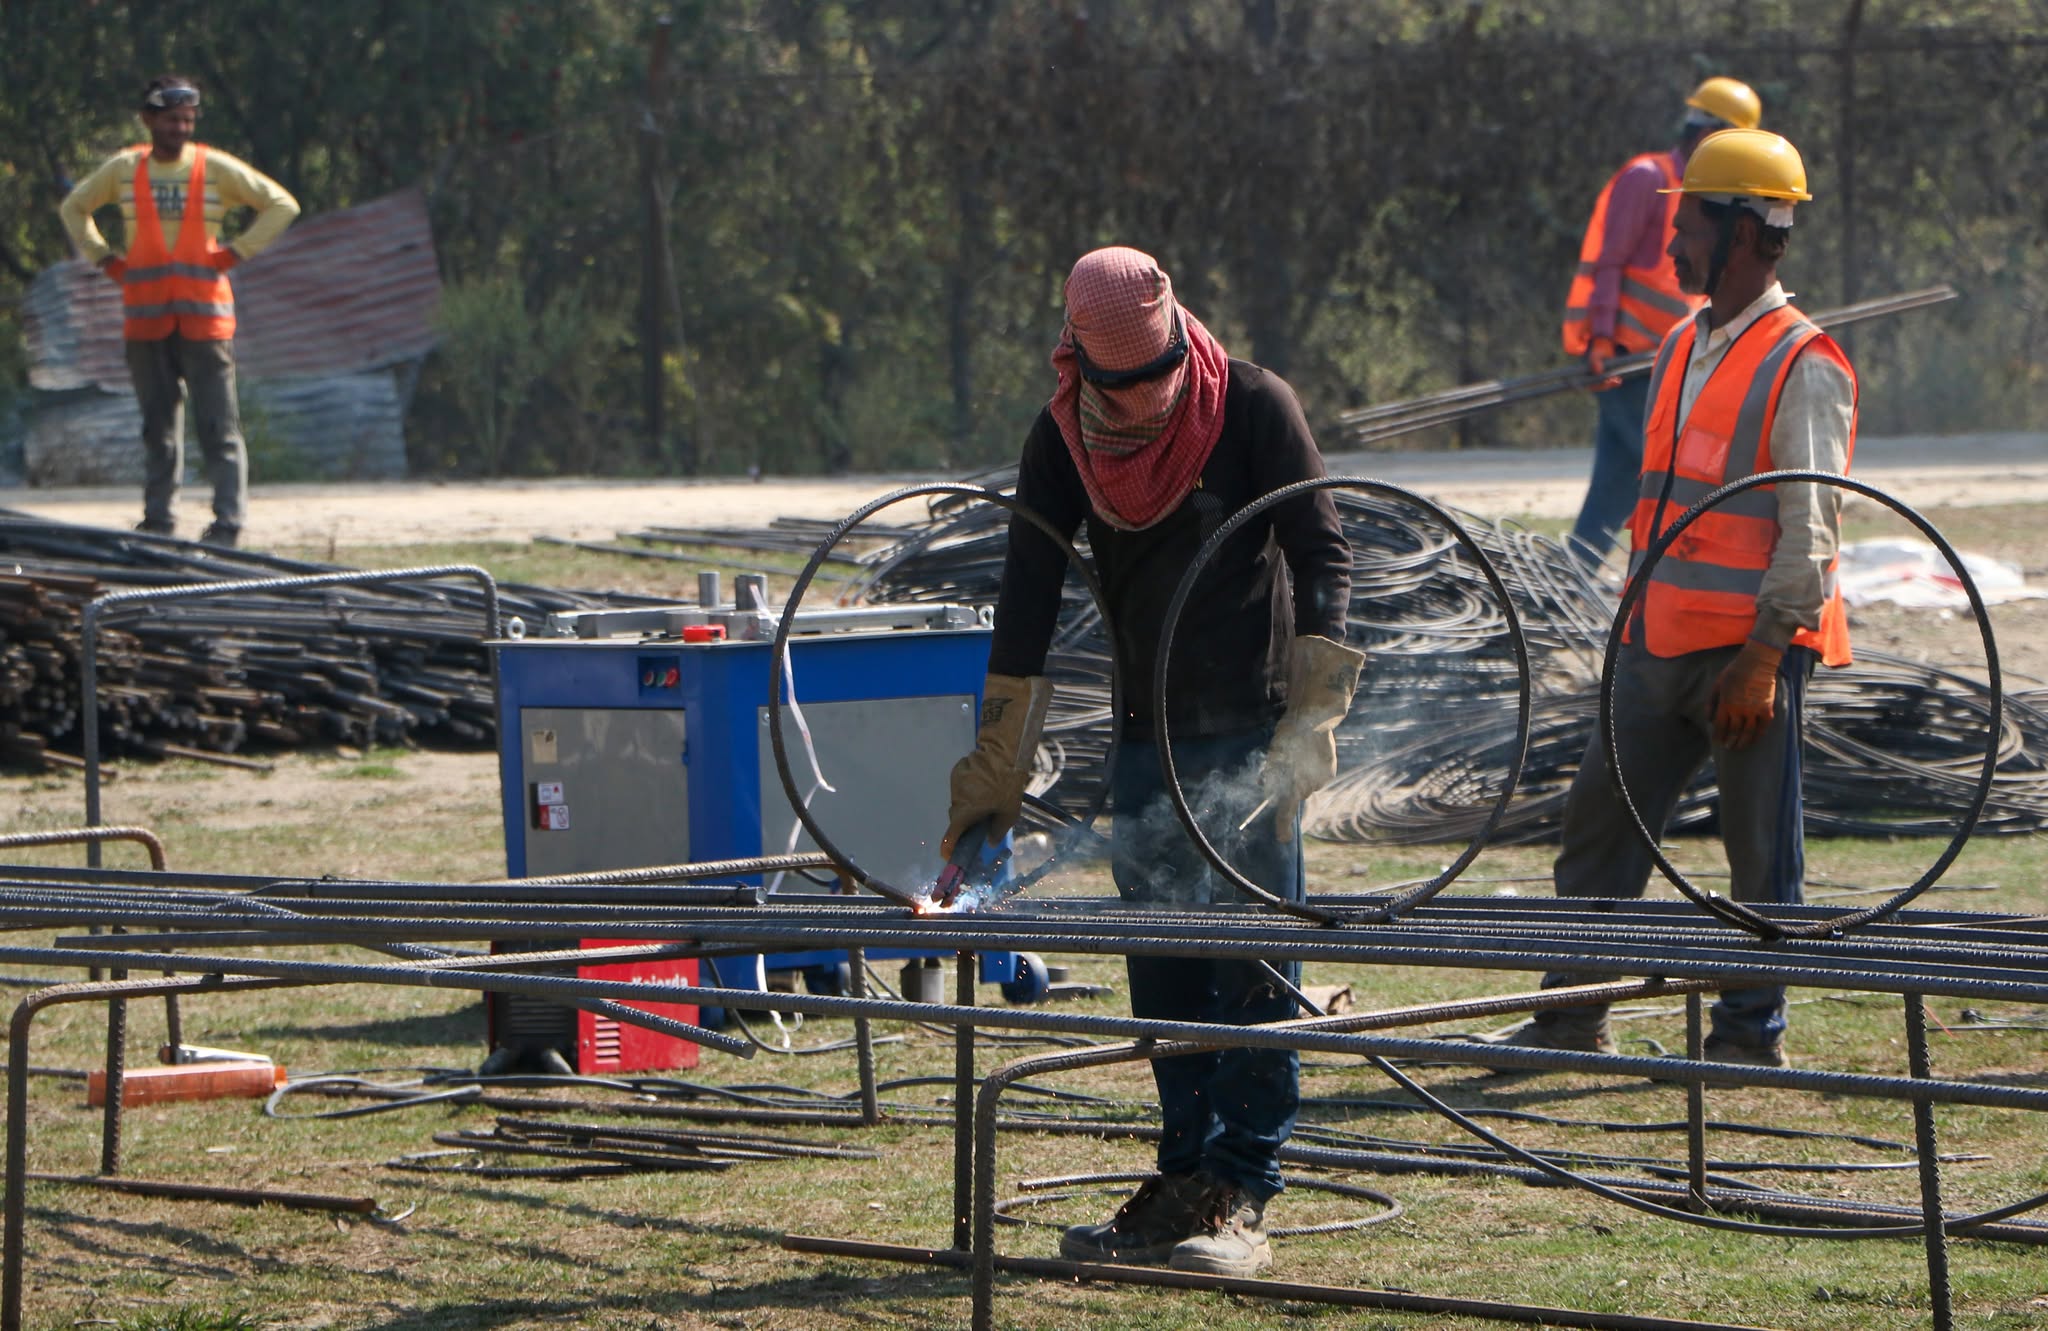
[1567, 374, 1652, 566]
[1111, 727, 1304, 1200]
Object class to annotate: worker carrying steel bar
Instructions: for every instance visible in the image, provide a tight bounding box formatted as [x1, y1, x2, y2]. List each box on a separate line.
[59, 75, 300, 549]
[940, 247, 1358, 1278]
[1561, 77, 1760, 567]
[1514, 129, 1856, 1069]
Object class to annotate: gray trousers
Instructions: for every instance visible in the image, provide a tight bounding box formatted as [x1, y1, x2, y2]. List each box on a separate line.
[126, 335, 247, 534]
[1539, 640, 1816, 1050]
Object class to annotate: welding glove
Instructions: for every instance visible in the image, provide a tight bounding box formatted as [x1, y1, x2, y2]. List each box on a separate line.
[1258, 635, 1368, 843]
[1711, 639, 1783, 751]
[943, 673, 1053, 857]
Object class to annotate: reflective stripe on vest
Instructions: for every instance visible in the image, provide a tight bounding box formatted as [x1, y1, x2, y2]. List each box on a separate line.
[121, 145, 236, 342]
[1625, 305, 1858, 667]
[1560, 152, 1699, 356]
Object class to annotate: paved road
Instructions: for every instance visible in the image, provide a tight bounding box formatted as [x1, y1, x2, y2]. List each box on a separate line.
[3, 432, 2040, 549]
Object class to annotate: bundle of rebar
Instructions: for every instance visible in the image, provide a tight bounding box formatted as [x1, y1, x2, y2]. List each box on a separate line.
[839, 478, 2048, 842]
[0, 513, 650, 768]
[1333, 286, 1957, 449]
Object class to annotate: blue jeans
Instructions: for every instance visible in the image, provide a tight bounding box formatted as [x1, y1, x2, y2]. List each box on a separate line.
[1112, 727, 1305, 1200]
[1567, 374, 1652, 566]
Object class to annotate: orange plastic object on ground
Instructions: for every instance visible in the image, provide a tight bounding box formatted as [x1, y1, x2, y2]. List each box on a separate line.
[87, 1061, 286, 1108]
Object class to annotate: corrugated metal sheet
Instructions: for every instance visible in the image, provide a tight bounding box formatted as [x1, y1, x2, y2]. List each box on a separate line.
[22, 187, 441, 392]
[242, 373, 409, 476]
[17, 187, 438, 483]
[23, 371, 409, 485]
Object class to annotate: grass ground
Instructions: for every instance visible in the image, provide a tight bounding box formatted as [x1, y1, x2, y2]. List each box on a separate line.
[0, 511, 2043, 1331]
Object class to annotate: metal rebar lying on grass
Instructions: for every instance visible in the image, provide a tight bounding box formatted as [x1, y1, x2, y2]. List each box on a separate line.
[0, 512, 661, 770]
[7, 896, 2048, 1331]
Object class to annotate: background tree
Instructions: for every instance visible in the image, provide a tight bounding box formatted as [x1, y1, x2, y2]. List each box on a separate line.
[4, 1, 2043, 478]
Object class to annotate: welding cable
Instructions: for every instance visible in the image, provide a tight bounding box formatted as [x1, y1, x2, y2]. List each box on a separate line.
[1364, 1051, 2048, 1240]
[1601, 471, 2000, 940]
[1279, 1121, 1970, 1182]
[770, 484, 1121, 909]
[1153, 476, 1531, 925]
[267, 1073, 485, 1120]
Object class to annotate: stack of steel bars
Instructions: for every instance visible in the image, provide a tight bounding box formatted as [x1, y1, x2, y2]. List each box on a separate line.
[8, 861, 2048, 1331]
[1332, 286, 1956, 449]
[839, 483, 2048, 841]
[0, 512, 656, 769]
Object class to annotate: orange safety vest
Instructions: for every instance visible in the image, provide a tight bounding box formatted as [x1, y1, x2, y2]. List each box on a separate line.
[1560, 152, 1698, 356]
[120, 144, 236, 342]
[1625, 303, 1857, 667]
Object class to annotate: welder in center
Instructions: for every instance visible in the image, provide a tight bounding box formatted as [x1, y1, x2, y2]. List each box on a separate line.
[940, 246, 1359, 1277]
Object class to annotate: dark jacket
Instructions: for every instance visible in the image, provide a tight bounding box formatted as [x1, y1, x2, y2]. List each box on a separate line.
[987, 360, 1351, 738]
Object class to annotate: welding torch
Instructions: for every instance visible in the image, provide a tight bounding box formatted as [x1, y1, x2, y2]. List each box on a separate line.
[932, 818, 991, 909]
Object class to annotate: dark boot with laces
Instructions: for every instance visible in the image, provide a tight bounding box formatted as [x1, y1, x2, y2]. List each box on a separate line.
[1059, 1172, 1207, 1265]
[1167, 1175, 1273, 1277]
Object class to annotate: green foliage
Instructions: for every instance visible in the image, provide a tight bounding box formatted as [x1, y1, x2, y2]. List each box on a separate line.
[428, 274, 631, 475]
[3, 2, 2045, 477]
[431, 275, 541, 476]
[235, 390, 317, 482]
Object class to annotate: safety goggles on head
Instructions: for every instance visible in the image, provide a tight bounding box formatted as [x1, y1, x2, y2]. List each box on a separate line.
[1073, 310, 1188, 389]
[144, 86, 200, 110]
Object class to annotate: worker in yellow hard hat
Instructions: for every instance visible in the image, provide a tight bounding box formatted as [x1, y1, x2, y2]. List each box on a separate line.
[1515, 129, 1859, 1069]
[1560, 77, 1761, 566]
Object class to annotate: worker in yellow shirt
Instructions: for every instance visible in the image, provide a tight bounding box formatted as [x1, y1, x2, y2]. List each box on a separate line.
[60, 75, 299, 547]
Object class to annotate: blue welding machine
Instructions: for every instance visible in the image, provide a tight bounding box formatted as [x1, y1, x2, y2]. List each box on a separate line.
[490, 575, 1037, 1069]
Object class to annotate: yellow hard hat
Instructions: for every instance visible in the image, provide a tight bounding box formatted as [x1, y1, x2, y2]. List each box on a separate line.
[1663, 128, 1811, 205]
[1685, 77, 1762, 130]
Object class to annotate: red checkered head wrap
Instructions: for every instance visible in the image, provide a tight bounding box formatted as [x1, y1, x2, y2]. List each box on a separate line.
[1049, 247, 1229, 531]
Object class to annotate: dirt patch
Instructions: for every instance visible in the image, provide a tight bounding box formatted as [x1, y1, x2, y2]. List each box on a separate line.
[5, 433, 2045, 550]
[0, 476, 930, 549]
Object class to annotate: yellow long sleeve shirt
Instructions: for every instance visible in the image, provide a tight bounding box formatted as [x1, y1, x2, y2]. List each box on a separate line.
[59, 143, 300, 265]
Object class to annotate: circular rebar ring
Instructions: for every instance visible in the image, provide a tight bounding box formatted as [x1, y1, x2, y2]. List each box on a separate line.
[1154, 476, 1533, 927]
[770, 485, 1118, 908]
[1602, 468, 2001, 939]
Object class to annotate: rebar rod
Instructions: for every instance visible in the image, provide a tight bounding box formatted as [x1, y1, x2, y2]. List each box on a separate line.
[1906, 995, 1954, 1331]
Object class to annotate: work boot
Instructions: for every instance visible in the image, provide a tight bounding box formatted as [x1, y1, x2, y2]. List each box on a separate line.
[1059, 1172, 1206, 1265]
[199, 522, 240, 549]
[1702, 1034, 1789, 1068]
[1482, 1012, 1617, 1056]
[1167, 1176, 1272, 1277]
[134, 519, 175, 538]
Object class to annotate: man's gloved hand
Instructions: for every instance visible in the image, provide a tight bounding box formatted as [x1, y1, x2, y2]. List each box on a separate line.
[1711, 639, 1784, 750]
[942, 674, 1052, 857]
[1583, 337, 1622, 392]
[1258, 635, 1367, 843]
[207, 243, 240, 273]
[98, 256, 127, 282]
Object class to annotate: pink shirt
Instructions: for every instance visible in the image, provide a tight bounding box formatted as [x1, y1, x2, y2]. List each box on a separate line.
[1588, 150, 1683, 340]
